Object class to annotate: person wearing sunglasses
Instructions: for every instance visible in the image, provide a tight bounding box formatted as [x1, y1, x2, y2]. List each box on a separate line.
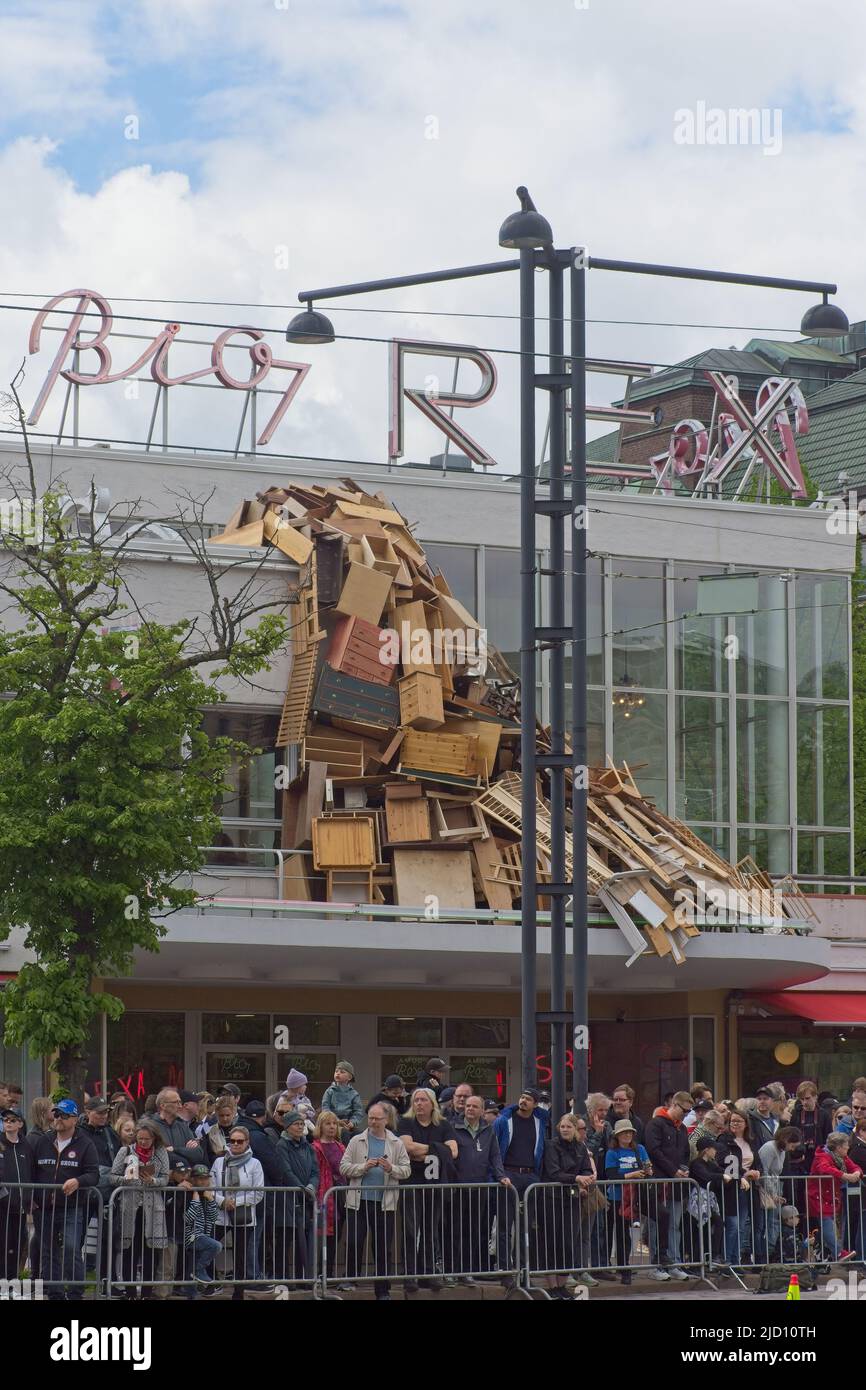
[30, 1099, 100, 1301]
[211, 1126, 264, 1300]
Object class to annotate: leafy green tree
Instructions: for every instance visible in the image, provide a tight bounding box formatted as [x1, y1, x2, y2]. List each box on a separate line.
[0, 379, 288, 1097]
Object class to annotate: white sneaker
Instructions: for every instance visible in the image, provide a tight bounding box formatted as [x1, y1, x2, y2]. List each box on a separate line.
[650, 1267, 671, 1281]
[668, 1266, 689, 1281]
[577, 1272, 599, 1287]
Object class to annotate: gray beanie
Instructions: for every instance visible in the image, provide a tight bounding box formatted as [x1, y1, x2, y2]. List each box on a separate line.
[336, 1060, 355, 1079]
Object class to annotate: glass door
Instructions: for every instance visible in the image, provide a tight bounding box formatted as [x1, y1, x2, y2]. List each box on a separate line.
[201, 1047, 274, 1107]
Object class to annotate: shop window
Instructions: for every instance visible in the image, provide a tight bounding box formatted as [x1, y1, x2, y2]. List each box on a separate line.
[377, 1017, 442, 1049]
[448, 1056, 508, 1099]
[445, 1019, 511, 1049]
[84, 1012, 185, 1103]
[381, 1055, 433, 1090]
[202, 1014, 271, 1046]
[563, 556, 603, 686]
[676, 694, 729, 822]
[797, 704, 850, 827]
[204, 1051, 269, 1104]
[273, 1015, 341, 1047]
[740, 1021, 866, 1101]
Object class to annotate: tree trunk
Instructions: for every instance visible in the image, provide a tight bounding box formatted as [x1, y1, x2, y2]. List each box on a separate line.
[56, 1044, 88, 1103]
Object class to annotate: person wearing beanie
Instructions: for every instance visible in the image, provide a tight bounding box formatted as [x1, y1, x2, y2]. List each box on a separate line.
[321, 1063, 366, 1141]
[284, 1070, 309, 1108]
[687, 1134, 724, 1262]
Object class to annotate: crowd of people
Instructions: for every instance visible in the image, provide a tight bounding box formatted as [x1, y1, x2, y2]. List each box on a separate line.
[2, 1066, 866, 1300]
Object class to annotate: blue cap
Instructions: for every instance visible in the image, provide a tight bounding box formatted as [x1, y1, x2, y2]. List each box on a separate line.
[52, 1099, 79, 1117]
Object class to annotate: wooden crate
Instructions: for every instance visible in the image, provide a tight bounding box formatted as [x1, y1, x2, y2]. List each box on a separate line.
[312, 814, 376, 869]
[312, 664, 400, 735]
[384, 784, 431, 843]
[398, 672, 444, 730]
[327, 615, 395, 687]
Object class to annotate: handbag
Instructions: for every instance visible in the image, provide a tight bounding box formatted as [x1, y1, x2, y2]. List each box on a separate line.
[584, 1183, 609, 1215]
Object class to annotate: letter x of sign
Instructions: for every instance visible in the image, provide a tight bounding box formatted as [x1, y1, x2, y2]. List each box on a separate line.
[702, 371, 806, 496]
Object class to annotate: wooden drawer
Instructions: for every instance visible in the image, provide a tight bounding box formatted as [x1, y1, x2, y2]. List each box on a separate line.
[327, 615, 395, 686]
[399, 728, 481, 779]
[312, 663, 400, 734]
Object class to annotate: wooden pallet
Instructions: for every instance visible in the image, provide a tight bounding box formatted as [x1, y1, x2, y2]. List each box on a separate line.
[276, 644, 318, 747]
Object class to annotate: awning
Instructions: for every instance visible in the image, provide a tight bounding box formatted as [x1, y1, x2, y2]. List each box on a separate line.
[756, 992, 866, 1025]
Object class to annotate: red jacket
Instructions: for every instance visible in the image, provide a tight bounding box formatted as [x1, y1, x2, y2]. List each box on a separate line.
[313, 1138, 346, 1235]
[807, 1146, 861, 1217]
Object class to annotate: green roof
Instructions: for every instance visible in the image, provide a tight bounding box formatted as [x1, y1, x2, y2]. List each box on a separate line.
[796, 368, 866, 493]
[744, 338, 853, 366]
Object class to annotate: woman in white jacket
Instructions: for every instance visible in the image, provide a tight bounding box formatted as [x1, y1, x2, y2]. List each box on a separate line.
[211, 1125, 264, 1300]
[339, 1104, 410, 1301]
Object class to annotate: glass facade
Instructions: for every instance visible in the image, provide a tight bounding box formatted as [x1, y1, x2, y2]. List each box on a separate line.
[455, 545, 852, 879]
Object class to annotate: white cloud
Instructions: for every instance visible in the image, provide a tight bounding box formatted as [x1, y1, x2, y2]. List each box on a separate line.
[1, 0, 865, 473]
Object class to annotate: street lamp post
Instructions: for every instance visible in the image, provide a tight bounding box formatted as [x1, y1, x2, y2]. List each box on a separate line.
[288, 190, 846, 1123]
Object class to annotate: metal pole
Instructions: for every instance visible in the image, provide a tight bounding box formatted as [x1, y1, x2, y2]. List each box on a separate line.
[519, 247, 538, 1092]
[570, 253, 589, 1109]
[548, 256, 567, 1122]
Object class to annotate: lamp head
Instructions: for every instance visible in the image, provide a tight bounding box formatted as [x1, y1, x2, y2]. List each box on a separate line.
[286, 305, 335, 344]
[800, 298, 849, 338]
[498, 185, 553, 250]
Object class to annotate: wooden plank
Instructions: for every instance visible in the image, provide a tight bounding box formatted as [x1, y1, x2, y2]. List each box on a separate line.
[471, 837, 513, 910]
[335, 563, 392, 623]
[281, 852, 317, 901]
[262, 509, 314, 563]
[333, 500, 407, 526]
[392, 847, 476, 909]
[282, 760, 328, 849]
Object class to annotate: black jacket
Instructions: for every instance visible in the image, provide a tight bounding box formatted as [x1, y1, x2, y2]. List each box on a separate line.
[543, 1133, 594, 1184]
[0, 1136, 35, 1206]
[452, 1118, 505, 1183]
[78, 1119, 123, 1171]
[149, 1114, 205, 1168]
[30, 1130, 100, 1198]
[787, 1103, 832, 1173]
[247, 1122, 289, 1186]
[368, 1090, 409, 1117]
[644, 1113, 690, 1178]
[604, 1108, 645, 1147]
[276, 1135, 319, 1227]
[689, 1155, 724, 1199]
[749, 1111, 780, 1152]
[415, 1071, 444, 1100]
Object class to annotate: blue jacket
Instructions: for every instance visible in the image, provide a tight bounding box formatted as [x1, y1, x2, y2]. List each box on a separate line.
[320, 1082, 366, 1133]
[493, 1105, 545, 1175]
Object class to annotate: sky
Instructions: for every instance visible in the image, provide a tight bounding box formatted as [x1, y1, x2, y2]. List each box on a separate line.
[1, 0, 865, 477]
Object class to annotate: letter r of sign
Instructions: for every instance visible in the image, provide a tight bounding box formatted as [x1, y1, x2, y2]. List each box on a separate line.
[388, 338, 497, 468]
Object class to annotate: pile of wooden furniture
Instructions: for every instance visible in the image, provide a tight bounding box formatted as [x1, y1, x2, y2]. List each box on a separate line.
[210, 479, 808, 967]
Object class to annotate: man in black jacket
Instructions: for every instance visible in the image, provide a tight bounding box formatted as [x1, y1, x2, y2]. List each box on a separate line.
[78, 1097, 122, 1290]
[30, 1099, 99, 1300]
[0, 1109, 34, 1280]
[644, 1090, 693, 1281]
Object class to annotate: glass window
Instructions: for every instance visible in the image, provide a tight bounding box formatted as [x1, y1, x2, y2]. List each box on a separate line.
[581, 1018, 689, 1117]
[737, 827, 791, 875]
[689, 825, 729, 860]
[204, 1051, 269, 1103]
[674, 564, 727, 692]
[676, 694, 729, 822]
[201, 710, 280, 820]
[796, 574, 848, 699]
[202, 1014, 271, 1045]
[740, 1020, 866, 1100]
[797, 704, 850, 827]
[734, 576, 788, 696]
[377, 1017, 442, 1048]
[381, 1054, 433, 1089]
[797, 831, 851, 878]
[613, 691, 666, 809]
[736, 700, 789, 825]
[691, 1018, 716, 1096]
[446, 1018, 511, 1048]
[423, 543, 477, 617]
[273, 1015, 341, 1047]
[278, 1053, 337, 1108]
[588, 688, 605, 768]
[564, 556, 603, 685]
[84, 1012, 186, 1102]
[484, 548, 521, 670]
[611, 559, 665, 688]
[206, 824, 280, 868]
[448, 1056, 508, 1099]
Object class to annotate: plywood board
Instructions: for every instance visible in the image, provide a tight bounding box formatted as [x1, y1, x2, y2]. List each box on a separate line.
[385, 791, 432, 843]
[335, 563, 392, 624]
[312, 815, 376, 869]
[471, 837, 513, 910]
[392, 848, 476, 909]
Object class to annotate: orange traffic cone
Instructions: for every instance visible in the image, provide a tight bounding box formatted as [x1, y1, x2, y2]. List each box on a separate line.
[786, 1273, 800, 1300]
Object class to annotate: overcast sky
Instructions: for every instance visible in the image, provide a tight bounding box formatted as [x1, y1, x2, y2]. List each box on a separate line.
[1, 0, 863, 478]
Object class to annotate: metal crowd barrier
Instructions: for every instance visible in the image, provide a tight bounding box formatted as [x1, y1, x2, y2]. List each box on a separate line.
[523, 1176, 708, 1294]
[0, 1184, 104, 1300]
[105, 1183, 317, 1299]
[704, 1171, 863, 1289]
[320, 1183, 527, 1298]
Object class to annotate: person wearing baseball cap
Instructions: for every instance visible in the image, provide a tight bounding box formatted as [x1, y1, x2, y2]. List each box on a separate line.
[178, 1091, 203, 1127]
[30, 1100, 100, 1300]
[416, 1058, 449, 1101]
[367, 1074, 409, 1118]
[0, 1107, 35, 1283]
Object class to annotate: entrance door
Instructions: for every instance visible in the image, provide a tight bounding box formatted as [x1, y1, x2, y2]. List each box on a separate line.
[201, 1047, 274, 1106]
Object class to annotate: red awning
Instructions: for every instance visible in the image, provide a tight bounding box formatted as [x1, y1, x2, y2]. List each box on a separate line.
[756, 992, 866, 1025]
